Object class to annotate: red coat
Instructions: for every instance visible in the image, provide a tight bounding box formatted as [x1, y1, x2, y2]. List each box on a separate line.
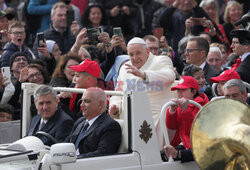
[166, 93, 209, 149]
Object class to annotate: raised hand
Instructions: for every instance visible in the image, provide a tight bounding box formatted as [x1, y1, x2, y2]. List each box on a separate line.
[125, 64, 146, 79]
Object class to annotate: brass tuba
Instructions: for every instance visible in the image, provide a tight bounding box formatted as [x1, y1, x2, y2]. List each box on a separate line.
[191, 99, 250, 170]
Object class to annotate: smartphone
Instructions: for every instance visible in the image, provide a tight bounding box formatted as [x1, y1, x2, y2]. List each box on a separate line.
[153, 28, 163, 40]
[37, 32, 45, 47]
[0, 32, 2, 40]
[87, 26, 103, 45]
[191, 18, 204, 25]
[67, 10, 75, 27]
[1, 67, 11, 84]
[113, 27, 122, 37]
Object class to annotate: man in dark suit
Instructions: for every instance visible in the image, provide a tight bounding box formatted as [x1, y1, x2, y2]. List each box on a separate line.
[230, 37, 250, 84]
[27, 85, 74, 146]
[185, 36, 218, 85]
[66, 87, 121, 157]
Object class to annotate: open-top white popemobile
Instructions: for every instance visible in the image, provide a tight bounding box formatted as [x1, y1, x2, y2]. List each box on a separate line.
[0, 83, 200, 170]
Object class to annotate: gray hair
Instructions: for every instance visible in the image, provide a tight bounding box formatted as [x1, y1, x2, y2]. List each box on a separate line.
[34, 85, 57, 101]
[200, 0, 219, 23]
[223, 79, 246, 94]
[209, 46, 223, 59]
[51, 2, 67, 16]
[178, 35, 193, 60]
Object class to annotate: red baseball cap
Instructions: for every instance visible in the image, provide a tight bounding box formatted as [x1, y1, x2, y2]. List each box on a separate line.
[70, 59, 101, 78]
[171, 76, 199, 91]
[209, 70, 241, 83]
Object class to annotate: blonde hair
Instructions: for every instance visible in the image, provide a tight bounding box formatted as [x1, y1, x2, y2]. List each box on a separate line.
[8, 21, 25, 33]
[223, 1, 242, 23]
[51, 2, 67, 16]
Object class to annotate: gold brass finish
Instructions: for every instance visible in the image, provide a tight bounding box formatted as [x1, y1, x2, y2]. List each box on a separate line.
[191, 99, 250, 170]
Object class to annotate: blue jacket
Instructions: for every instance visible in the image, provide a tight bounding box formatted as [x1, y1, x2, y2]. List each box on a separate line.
[27, 0, 58, 32]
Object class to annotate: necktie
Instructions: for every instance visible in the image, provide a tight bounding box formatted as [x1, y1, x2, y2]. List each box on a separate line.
[39, 120, 46, 130]
[75, 121, 89, 149]
[231, 58, 241, 71]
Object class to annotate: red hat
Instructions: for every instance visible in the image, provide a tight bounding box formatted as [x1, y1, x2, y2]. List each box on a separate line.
[171, 76, 199, 91]
[70, 59, 101, 78]
[209, 70, 241, 83]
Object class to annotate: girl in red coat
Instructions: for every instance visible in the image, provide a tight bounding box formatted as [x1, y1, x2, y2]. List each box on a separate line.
[164, 76, 209, 162]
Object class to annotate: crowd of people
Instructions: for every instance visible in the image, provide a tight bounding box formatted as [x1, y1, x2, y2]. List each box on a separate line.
[0, 0, 249, 162]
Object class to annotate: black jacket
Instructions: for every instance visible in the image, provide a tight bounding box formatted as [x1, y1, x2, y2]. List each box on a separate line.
[66, 112, 121, 157]
[236, 54, 250, 84]
[33, 25, 76, 55]
[1, 42, 34, 67]
[203, 62, 219, 85]
[27, 107, 74, 146]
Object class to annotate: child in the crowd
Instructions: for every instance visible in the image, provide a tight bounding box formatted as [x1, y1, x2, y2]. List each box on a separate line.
[163, 76, 209, 163]
[182, 64, 212, 99]
[0, 104, 14, 122]
[1, 21, 35, 67]
[209, 69, 241, 96]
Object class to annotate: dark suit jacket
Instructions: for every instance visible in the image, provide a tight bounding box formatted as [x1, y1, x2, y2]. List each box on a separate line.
[203, 62, 219, 85]
[237, 54, 250, 84]
[27, 108, 74, 146]
[66, 112, 121, 157]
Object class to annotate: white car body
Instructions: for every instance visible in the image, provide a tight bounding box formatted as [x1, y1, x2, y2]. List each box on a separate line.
[0, 83, 200, 170]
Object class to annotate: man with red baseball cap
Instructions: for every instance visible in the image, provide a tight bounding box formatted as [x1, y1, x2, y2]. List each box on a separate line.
[59, 59, 102, 121]
[70, 59, 101, 88]
[209, 70, 241, 96]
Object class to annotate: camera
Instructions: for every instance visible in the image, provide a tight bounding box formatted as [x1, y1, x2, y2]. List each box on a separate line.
[37, 32, 45, 47]
[87, 27, 103, 45]
[119, 8, 124, 15]
[231, 12, 250, 45]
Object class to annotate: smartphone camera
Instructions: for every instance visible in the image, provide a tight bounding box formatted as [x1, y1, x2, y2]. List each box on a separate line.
[87, 26, 103, 45]
[113, 27, 122, 37]
[37, 32, 45, 47]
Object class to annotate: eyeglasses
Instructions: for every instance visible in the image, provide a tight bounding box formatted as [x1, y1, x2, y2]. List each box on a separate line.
[11, 31, 25, 36]
[28, 72, 42, 79]
[14, 57, 28, 62]
[184, 49, 202, 53]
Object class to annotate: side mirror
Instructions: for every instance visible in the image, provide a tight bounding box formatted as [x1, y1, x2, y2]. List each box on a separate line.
[50, 143, 76, 164]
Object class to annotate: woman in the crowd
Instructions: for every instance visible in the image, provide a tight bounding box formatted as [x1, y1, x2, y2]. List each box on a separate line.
[81, 2, 111, 35]
[223, 1, 243, 44]
[19, 63, 50, 85]
[163, 76, 209, 163]
[50, 53, 82, 87]
[46, 40, 62, 62]
[200, 0, 230, 50]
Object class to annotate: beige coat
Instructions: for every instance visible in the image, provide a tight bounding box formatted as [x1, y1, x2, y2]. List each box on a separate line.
[110, 53, 176, 149]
